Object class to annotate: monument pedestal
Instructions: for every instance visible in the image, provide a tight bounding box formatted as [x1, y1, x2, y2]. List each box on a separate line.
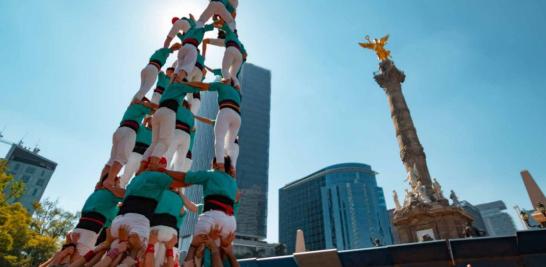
[393, 203, 473, 243]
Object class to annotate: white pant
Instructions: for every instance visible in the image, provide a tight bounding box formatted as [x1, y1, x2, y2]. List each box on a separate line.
[165, 130, 191, 170]
[72, 228, 99, 256]
[107, 127, 136, 166]
[189, 66, 204, 82]
[133, 64, 159, 101]
[194, 210, 236, 240]
[222, 46, 243, 88]
[175, 44, 198, 77]
[227, 142, 239, 169]
[110, 213, 150, 244]
[186, 94, 201, 115]
[214, 108, 241, 164]
[143, 108, 176, 160]
[151, 90, 162, 105]
[120, 152, 143, 188]
[181, 157, 192, 172]
[151, 225, 179, 267]
[197, 1, 236, 31]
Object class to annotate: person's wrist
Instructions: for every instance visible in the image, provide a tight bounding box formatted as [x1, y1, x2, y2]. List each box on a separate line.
[146, 244, 155, 254]
[166, 248, 174, 257]
[107, 248, 120, 259]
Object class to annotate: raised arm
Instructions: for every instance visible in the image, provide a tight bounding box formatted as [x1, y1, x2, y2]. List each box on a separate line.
[170, 43, 182, 52]
[163, 170, 188, 187]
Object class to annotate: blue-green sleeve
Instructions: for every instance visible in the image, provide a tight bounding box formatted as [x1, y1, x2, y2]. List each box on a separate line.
[185, 171, 210, 185]
[208, 82, 221, 92]
[204, 24, 215, 32]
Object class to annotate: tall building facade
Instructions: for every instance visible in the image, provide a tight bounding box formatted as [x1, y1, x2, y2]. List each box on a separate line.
[279, 163, 393, 253]
[459, 200, 488, 236]
[476, 201, 517, 237]
[3, 144, 57, 212]
[179, 63, 271, 256]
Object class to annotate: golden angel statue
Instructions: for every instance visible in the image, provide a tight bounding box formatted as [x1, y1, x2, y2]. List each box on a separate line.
[359, 35, 391, 61]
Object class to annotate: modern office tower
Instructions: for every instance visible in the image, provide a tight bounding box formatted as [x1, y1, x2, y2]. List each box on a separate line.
[279, 163, 393, 253]
[476, 201, 517, 237]
[3, 143, 57, 212]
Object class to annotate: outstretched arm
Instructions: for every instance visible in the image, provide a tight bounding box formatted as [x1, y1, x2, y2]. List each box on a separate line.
[184, 81, 210, 90]
[195, 116, 215, 126]
[164, 36, 174, 49]
[164, 170, 188, 187]
[170, 43, 182, 52]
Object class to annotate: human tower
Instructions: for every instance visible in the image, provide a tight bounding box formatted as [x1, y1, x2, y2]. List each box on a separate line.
[41, 1, 246, 266]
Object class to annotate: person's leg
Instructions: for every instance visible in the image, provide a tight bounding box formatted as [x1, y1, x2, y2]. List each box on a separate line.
[73, 228, 99, 256]
[133, 64, 159, 101]
[189, 97, 201, 115]
[229, 49, 243, 88]
[213, 109, 231, 167]
[165, 130, 183, 166]
[222, 47, 236, 83]
[170, 131, 190, 170]
[120, 152, 142, 187]
[225, 109, 241, 153]
[175, 45, 198, 83]
[104, 127, 136, 187]
[179, 156, 192, 172]
[150, 108, 176, 168]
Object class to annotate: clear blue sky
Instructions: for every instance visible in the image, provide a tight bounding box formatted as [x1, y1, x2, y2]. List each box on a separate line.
[1, 0, 546, 243]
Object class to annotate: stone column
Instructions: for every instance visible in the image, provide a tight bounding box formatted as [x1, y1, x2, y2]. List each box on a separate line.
[374, 60, 434, 196]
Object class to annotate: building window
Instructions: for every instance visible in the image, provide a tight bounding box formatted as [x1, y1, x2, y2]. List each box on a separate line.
[13, 163, 20, 171]
[25, 167, 36, 174]
[36, 179, 45, 187]
[41, 170, 45, 177]
[32, 188, 38, 196]
[22, 175, 31, 183]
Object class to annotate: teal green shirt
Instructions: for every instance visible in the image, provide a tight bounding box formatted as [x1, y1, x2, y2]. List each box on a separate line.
[154, 190, 185, 228]
[222, 24, 246, 55]
[81, 189, 122, 227]
[156, 72, 170, 89]
[208, 82, 241, 106]
[182, 17, 196, 28]
[149, 48, 173, 67]
[135, 126, 152, 146]
[211, 68, 223, 77]
[184, 170, 237, 201]
[176, 107, 195, 128]
[125, 171, 173, 202]
[120, 103, 151, 124]
[160, 83, 201, 104]
[182, 24, 214, 44]
[196, 53, 205, 67]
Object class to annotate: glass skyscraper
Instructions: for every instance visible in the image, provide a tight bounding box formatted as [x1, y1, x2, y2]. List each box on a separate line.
[279, 163, 393, 253]
[476, 200, 517, 237]
[179, 63, 271, 256]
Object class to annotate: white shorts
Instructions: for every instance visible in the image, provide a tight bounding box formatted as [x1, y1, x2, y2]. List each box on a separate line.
[72, 228, 99, 256]
[107, 126, 136, 166]
[110, 213, 150, 244]
[194, 210, 236, 240]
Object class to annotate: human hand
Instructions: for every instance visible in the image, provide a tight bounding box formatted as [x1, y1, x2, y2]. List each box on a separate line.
[148, 230, 159, 245]
[166, 235, 178, 249]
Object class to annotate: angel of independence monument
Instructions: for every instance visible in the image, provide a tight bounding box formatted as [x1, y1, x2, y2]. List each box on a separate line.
[360, 35, 472, 243]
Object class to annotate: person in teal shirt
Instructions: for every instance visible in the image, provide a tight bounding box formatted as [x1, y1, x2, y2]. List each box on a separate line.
[110, 158, 187, 246]
[151, 66, 175, 105]
[142, 82, 208, 171]
[164, 15, 196, 49]
[162, 158, 238, 265]
[132, 43, 181, 102]
[173, 23, 216, 83]
[203, 22, 247, 89]
[196, 0, 238, 32]
[183, 80, 241, 172]
[71, 180, 124, 256]
[165, 100, 194, 170]
[102, 98, 156, 190]
[119, 117, 152, 187]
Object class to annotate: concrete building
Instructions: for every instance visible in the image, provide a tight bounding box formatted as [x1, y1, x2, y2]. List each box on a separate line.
[476, 200, 517, 237]
[3, 143, 56, 212]
[279, 163, 393, 253]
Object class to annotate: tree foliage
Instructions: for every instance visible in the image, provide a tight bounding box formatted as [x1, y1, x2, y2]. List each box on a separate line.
[0, 160, 78, 266]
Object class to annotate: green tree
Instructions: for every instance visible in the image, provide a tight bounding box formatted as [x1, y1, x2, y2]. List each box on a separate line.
[0, 160, 78, 266]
